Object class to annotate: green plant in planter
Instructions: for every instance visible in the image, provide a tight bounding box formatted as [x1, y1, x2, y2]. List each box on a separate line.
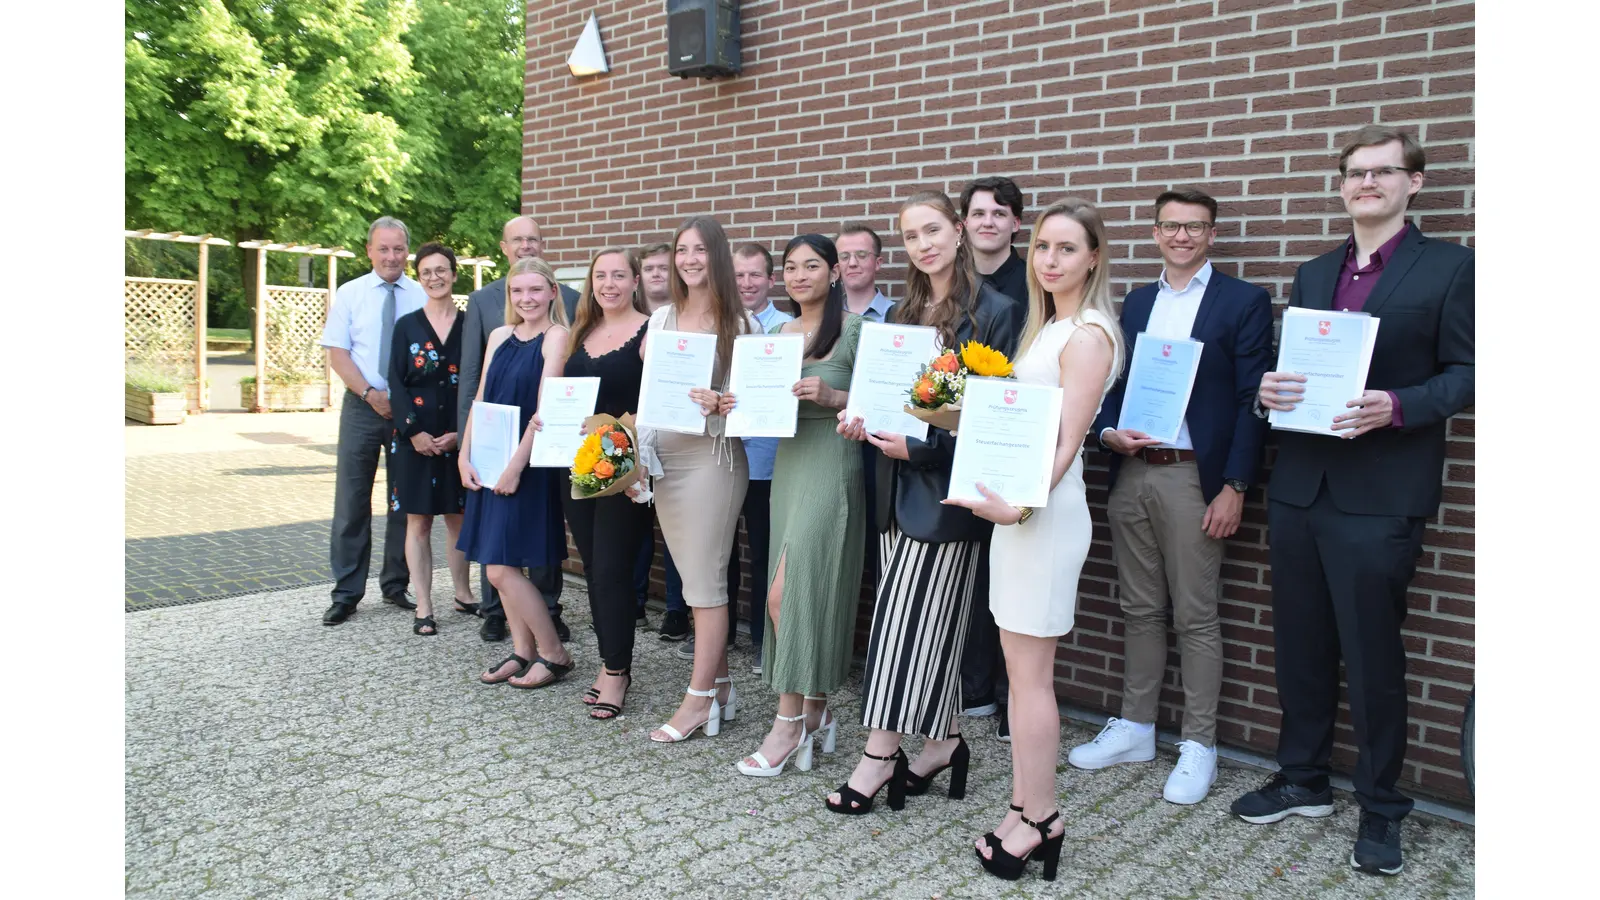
[126, 368, 185, 393]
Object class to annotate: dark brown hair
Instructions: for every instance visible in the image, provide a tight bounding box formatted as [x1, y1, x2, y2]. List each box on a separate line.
[891, 191, 981, 347]
[960, 176, 1024, 218]
[572, 248, 647, 348]
[669, 216, 751, 380]
[413, 242, 457, 275]
[1153, 189, 1218, 223]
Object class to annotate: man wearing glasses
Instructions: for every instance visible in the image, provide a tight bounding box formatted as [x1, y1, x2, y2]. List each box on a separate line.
[1072, 190, 1273, 806]
[1234, 126, 1474, 878]
[457, 214, 578, 643]
[834, 223, 895, 322]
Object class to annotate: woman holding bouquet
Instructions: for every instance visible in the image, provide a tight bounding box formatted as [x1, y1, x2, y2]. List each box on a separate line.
[557, 248, 652, 719]
[647, 216, 759, 744]
[457, 256, 574, 689]
[943, 197, 1121, 881]
[831, 191, 1025, 812]
[729, 234, 866, 777]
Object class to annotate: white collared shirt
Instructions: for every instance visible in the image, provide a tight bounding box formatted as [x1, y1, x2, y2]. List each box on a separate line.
[1144, 260, 1212, 450]
[319, 270, 427, 391]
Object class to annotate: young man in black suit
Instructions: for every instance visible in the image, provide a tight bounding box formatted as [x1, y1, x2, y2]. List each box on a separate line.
[1233, 126, 1474, 878]
[1070, 189, 1274, 806]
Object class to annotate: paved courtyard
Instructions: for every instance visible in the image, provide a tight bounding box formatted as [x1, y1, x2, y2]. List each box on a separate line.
[125, 412, 1474, 898]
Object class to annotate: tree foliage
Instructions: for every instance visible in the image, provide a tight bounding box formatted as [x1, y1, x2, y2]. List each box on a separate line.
[126, 0, 524, 299]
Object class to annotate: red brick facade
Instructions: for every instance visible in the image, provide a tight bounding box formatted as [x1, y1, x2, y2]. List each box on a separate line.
[529, 0, 1475, 804]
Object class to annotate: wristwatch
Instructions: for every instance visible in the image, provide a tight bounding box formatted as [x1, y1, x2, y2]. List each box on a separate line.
[361, 386, 374, 402]
[1014, 506, 1034, 525]
[1224, 478, 1248, 494]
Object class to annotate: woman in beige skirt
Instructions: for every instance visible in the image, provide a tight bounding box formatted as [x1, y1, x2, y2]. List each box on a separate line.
[647, 215, 758, 744]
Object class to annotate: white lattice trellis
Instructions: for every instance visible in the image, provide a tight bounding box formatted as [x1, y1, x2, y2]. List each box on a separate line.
[262, 286, 331, 382]
[125, 277, 197, 377]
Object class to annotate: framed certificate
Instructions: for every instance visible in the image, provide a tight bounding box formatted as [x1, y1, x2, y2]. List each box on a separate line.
[726, 333, 804, 437]
[947, 376, 1064, 508]
[529, 377, 600, 468]
[636, 329, 718, 435]
[469, 401, 520, 487]
[1116, 333, 1204, 444]
[1268, 308, 1381, 436]
[843, 321, 938, 440]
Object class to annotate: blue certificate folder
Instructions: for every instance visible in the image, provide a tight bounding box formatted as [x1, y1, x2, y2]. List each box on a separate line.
[1115, 333, 1203, 444]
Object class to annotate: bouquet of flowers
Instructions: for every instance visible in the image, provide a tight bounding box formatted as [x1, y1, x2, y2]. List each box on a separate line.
[903, 341, 1015, 432]
[570, 413, 646, 500]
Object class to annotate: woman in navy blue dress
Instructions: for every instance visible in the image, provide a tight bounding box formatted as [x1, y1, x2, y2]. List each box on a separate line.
[457, 256, 574, 688]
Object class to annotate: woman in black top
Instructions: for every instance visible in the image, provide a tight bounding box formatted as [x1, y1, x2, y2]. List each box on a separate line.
[549, 248, 652, 720]
[830, 191, 1025, 813]
[388, 242, 474, 635]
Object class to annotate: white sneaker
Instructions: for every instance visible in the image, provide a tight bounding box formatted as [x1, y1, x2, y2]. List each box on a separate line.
[961, 701, 998, 717]
[1067, 717, 1157, 770]
[1163, 740, 1218, 804]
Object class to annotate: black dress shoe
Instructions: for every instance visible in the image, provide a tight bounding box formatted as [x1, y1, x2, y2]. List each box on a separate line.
[480, 615, 508, 642]
[552, 611, 571, 643]
[322, 602, 357, 625]
[383, 592, 417, 610]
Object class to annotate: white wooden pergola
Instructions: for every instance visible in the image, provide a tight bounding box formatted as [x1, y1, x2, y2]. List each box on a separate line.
[123, 230, 235, 409]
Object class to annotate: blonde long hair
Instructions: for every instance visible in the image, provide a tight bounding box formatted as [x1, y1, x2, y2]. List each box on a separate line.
[1020, 197, 1123, 378]
[890, 190, 981, 346]
[572, 247, 648, 347]
[669, 215, 750, 379]
[503, 256, 569, 327]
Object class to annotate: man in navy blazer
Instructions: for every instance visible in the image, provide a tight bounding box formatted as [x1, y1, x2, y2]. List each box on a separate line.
[1068, 189, 1273, 808]
[1233, 127, 1473, 878]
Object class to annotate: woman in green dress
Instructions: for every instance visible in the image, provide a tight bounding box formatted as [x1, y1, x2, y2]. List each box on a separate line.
[730, 234, 866, 777]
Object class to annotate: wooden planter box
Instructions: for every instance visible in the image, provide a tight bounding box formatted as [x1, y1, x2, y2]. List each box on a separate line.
[126, 385, 187, 425]
[242, 382, 330, 411]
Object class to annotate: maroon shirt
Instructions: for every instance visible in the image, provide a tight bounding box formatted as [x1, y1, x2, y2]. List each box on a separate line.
[1333, 224, 1411, 427]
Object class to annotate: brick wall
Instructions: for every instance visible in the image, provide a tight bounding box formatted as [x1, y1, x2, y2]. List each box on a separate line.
[529, 0, 1475, 804]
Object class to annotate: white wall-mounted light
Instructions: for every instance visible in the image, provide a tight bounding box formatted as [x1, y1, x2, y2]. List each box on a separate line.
[567, 14, 609, 77]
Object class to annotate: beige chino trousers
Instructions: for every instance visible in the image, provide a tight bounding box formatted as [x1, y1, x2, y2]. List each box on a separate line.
[1107, 458, 1225, 746]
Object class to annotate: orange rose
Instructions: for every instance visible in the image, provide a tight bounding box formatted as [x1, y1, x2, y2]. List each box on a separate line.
[608, 430, 630, 452]
[914, 377, 937, 403]
[592, 459, 615, 479]
[931, 351, 960, 374]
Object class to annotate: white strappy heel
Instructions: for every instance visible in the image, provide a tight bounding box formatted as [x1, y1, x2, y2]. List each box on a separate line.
[806, 695, 837, 754]
[717, 676, 738, 721]
[735, 712, 813, 777]
[650, 685, 721, 742]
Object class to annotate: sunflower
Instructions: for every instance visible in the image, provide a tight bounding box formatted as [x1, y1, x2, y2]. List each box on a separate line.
[960, 341, 1014, 378]
[572, 431, 603, 476]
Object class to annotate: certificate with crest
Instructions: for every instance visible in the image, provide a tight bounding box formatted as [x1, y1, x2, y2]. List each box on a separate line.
[726, 334, 804, 438]
[637, 329, 718, 435]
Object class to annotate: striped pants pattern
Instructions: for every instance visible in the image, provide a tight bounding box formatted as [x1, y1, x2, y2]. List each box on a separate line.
[858, 524, 982, 740]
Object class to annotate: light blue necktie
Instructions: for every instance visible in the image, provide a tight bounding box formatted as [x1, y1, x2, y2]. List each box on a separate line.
[378, 281, 397, 378]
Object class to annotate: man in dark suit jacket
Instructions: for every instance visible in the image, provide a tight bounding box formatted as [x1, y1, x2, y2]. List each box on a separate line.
[1232, 127, 1474, 879]
[457, 214, 579, 642]
[1070, 190, 1273, 807]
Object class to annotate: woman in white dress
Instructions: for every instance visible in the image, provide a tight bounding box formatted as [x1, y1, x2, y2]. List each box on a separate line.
[942, 197, 1123, 882]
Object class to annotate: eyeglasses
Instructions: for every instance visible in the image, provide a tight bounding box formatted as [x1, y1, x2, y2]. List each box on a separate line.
[1341, 166, 1414, 184]
[1156, 221, 1213, 237]
[840, 251, 878, 263]
[417, 267, 454, 281]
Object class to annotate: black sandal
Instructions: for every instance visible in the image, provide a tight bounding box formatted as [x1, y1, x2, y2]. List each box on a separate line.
[825, 748, 908, 815]
[413, 615, 437, 636]
[905, 733, 970, 799]
[590, 669, 631, 720]
[978, 804, 1025, 853]
[977, 810, 1064, 882]
[453, 599, 480, 616]
[480, 654, 531, 685]
[510, 655, 574, 690]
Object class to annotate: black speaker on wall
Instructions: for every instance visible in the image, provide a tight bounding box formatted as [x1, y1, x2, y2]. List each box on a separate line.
[666, 0, 741, 78]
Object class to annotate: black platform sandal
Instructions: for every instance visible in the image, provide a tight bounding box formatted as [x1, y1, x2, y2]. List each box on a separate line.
[978, 809, 1064, 882]
[480, 654, 531, 685]
[825, 748, 908, 815]
[413, 615, 437, 636]
[977, 804, 1025, 854]
[589, 669, 631, 720]
[510, 655, 573, 690]
[905, 733, 970, 799]
[452, 598, 480, 616]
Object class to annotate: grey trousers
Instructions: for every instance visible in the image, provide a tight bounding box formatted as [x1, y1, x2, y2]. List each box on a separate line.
[330, 393, 409, 604]
[1108, 459, 1225, 746]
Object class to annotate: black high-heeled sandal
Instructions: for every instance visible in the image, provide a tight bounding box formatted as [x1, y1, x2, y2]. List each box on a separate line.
[826, 748, 908, 815]
[480, 654, 531, 685]
[510, 655, 574, 690]
[413, 615, 437, 636]
[590, 669, 631, 720]
[452, 598, 480, 616]
[977, 809, 1064, 882]
[978, 804, 1025, 853]
[905, 733, 970, 799]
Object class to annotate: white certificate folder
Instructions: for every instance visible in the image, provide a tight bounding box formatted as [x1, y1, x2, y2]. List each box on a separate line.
[1268, 308, 1380, 436]
[1116, 333, 1203, 445]
[469, 402, 520, 488]
[947, 377, 1064, 508]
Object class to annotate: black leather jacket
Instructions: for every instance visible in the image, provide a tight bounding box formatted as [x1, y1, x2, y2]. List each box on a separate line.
[875, 282, 1026, 544]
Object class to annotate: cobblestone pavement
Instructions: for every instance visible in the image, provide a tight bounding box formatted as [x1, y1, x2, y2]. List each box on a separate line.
[125, 412, 447, 610]
[126, 574, 1475, 899]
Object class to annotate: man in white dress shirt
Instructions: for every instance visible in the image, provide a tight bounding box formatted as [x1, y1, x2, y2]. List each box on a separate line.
[319, 216, 428, 624]
[1070, 190, 1274, 803]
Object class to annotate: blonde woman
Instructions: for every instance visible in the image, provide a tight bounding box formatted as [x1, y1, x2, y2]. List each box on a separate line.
[457, 256, 574, 690]
[943, 197, 1122, 881]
